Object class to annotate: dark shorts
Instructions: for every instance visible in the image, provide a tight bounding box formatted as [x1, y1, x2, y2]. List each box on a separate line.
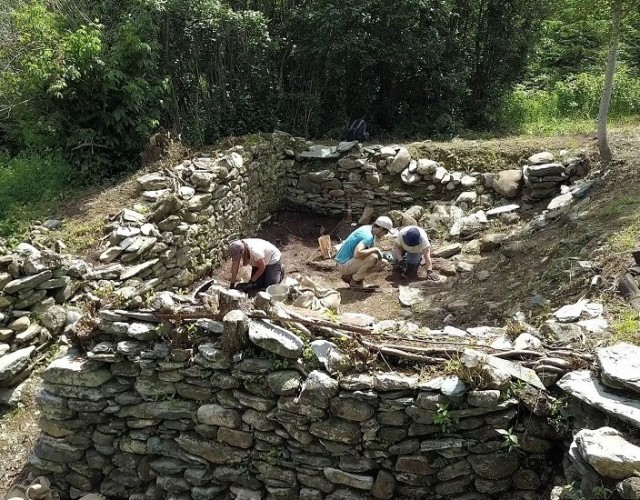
[252, 260, 284, 290]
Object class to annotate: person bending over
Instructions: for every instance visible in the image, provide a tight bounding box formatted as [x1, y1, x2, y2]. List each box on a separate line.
[228, 238, 284, 291]
[393, 226, 437, 281]
[334, 216, 394, 288]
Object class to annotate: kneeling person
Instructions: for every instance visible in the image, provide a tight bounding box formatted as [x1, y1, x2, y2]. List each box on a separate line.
[335, 216, 393, 288]
[393, 226, 436, 281]
[228, 238, 284, 290]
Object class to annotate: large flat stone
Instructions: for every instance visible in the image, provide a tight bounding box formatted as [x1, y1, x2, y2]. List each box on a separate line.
[249, 320, 303, 358]
[596, 343, 640, 393]
[558, 370, 640, 427]
[576, 427, 640, 479]
[0, 346, 35, 382]
[42, 349, 112, 387]
[4, 271, 52, 294]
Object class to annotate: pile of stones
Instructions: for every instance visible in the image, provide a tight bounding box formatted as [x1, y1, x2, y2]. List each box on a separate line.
[285, 143, 590, 216]
[523, 152, 588, 200]
[31, 301, 560, 500]
[0, 243, 86, 403]
[559, 342, 640, 499]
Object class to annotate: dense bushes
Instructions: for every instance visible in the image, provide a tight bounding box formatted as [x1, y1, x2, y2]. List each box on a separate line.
[503, 65, 640, 132]
[0, 3, 164, 175]
[0, 0, 554, 171]
[1, 0, 639, 173]
[0, 154, 75, 238]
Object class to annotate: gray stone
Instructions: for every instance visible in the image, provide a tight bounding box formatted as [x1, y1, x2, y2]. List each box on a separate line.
[398, 286, 425, 307]
[217, 427, 253, 449]
[324, 468, 374, 490]
[474, 478, 510, 494]
[249, 320, 303, 358]
[43, 349, 111, 387]
[4, 270, 52, 294]
[486, 204, 519, 217]
[310, 418, 361, 444]
[233, 390, 275, 411]
[267, 370, 302, 396]
[388, 147, 411, 174]
[547, 192, 574, 210]
[118, 401, 197, 419]
[0, 346, 35, 382]
[528, 152, 555, 165]
[526, 162, 565, 177]
[462, 349, 545, 390]
[176, 433, 248, 464]
[512, 469, 541, 490]
[493, 170, 522, 198]
[558, 370, 640, 428]
[137, 173, 169, 190]
[197, 404, 241, 428]
[576, 427, 640, 479]
[432, 243, 462, 258]
[8, 316, 30, 332]
[339, 374, 374, 391]
[617, 477, 640, 499]
[0, 381, 27, 407]
[395, 456, 437, 475]
[467, 390, 500, 408]
[513, 333, 542, 351]
[15, 324, 41, 344]
[596, 343, 640, 392]
[330, 398, 374, 421]
[468, 453, 518, 479]
[297, 370, 339, 408]
[441, 376, 467, 399]
[374, 373, 417, 391]
[38, 305, 67, 334]
[196, 343, 231, 369]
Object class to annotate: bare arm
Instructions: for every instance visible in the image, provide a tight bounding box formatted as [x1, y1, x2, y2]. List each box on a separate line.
[423, 247, 433, 272]
[230, 258, 241, 284]
[354, 241, 380, 260]
[251, 259, 267, 281]
[393, 243, 404, 262]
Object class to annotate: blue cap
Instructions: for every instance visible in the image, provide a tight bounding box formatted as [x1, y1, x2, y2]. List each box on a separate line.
[403, 228, 422, 247]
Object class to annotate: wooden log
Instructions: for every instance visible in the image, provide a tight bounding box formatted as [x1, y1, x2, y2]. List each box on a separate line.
[619, 272, 640, 310]
[221, 310, 249, 353]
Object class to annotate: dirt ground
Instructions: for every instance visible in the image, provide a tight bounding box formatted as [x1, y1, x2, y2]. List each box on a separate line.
[212, 209, 554, 328]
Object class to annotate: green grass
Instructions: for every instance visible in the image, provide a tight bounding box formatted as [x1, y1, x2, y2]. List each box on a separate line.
[611, 310, 640, 345]
[0, 153, 77, 241]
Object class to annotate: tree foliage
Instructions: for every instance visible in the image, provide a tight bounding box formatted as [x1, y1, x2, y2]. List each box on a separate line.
[1, 0, 638, 173]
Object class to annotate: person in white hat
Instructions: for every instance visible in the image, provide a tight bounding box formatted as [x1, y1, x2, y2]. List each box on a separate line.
[393, 226, 437, 280]
[334, 216, 393, 288]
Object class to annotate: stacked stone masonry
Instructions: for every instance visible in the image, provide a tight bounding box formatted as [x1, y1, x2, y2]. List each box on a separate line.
[31, 314, 558, 500]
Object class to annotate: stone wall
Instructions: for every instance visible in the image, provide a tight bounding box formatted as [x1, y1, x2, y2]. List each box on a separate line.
[30, 310, 560, 500]
[283, 143, 588, 217]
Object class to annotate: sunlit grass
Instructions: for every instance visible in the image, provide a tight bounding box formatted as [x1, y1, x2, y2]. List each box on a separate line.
[611, 310, 640, 345]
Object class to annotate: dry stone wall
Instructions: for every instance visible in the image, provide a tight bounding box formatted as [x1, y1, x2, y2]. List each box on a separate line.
[31, 312, 559, 500]
[0, 132, 590, 406]
[283, 142, 589, 217]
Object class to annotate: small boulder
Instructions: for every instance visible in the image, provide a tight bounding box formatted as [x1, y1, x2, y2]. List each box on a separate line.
[493, 170, 523, 198]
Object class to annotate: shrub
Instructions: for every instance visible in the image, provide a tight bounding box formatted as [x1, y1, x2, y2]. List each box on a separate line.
[0, 153, 75, 239]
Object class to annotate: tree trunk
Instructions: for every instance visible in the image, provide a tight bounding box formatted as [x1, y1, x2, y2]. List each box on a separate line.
[597, 0, 623, 165]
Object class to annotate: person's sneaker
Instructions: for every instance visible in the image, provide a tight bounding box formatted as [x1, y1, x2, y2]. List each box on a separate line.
[349, 279, 365, 288]
[341, 275, 352, 284]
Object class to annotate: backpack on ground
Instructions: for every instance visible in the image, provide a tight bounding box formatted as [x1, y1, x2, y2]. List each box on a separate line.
[345, 119, 370, 142]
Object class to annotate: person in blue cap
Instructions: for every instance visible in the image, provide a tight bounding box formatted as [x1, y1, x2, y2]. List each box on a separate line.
[393, 226, 437, 281]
